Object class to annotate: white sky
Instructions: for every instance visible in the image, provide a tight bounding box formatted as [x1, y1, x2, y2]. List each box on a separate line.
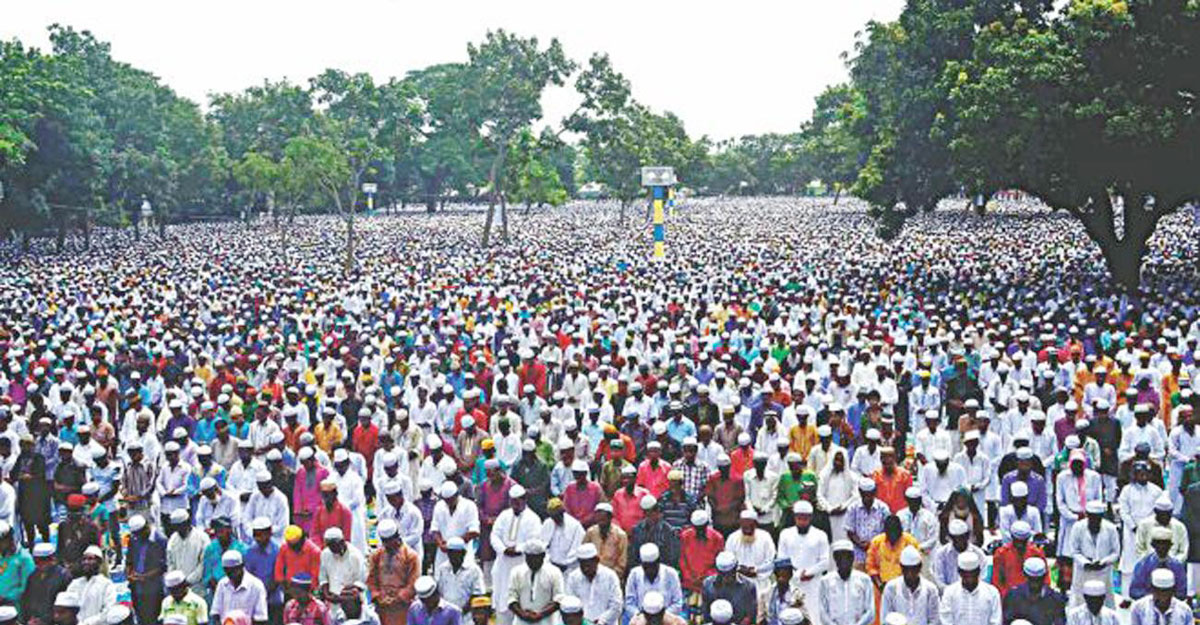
[1, 0, 904, 141]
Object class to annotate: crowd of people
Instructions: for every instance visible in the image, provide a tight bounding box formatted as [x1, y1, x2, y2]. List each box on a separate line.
[0, 197, 1198, 625]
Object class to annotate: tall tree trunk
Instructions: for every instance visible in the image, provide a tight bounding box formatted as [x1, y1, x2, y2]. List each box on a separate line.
[620, 199, 628, 222]
[158, 209, 167, 238]
[1073, 191, 1161, 294]
[55, 213, 65, 253]
[500, 192, 509, 242]
[83, 208, 91, 251]
[482, 154, 503, 247]
[833, 185, 842, 205]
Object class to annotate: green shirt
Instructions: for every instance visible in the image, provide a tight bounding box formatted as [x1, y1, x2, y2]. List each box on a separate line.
[0, 549, 35, 608]
[161, 591, 209, 625]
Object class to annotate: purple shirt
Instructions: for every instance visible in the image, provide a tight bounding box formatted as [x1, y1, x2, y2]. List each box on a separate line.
[1000, 471, 1048, 510]
[408, 601, 462, 625]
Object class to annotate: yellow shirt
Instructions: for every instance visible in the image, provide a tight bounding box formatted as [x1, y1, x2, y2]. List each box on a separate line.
[789, 424, 818, 458]
[313, 422, 344, 454]
[865, 533, 919, 583]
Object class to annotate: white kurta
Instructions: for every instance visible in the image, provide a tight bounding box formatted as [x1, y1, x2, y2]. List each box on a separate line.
[1116, 482, 1162, 572]
[817, 570, 874, 625]
[432, 498, 481, 570]
[777, 526, 830, 625]
[332, 467, 369, 553]
[880, 576, 941, 625]
[1067, 520, 1120, 607]
[937, 581, 1001, 625]
[65, 574, 119, 625]
[818, 468, 859, 542]
[727, 529, 778, 620]
[490, 508, 544, 616]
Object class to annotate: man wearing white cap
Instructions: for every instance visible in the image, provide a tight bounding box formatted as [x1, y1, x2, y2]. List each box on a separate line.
[917, 448, 966, 510]
[410, 574, 460, 625]
[433, 537, 486, 613]
[160, 569, 208, 625]
[507, 539, 564, 625]
[937, 551, 1000, 625]
[624, 544, 683, 623]
[896, 488, 939, 569]
[329, 448, 369, 553]
[156, 441, 192, 528]
[1066, 580, 1117, 625]
[629, 591, 685, 625]
[23, 542, 70, 625]
[726, 509, 777, 620]
[367, 518, 421, 625]
[953, 429, 990, 514]
[1117, 460, 1164, 599]
[1129, 569, 1189, 625]
[880, 546, 938, 625]
[492, 485, 543, 625]
[1054, 451, 1101, 557]
[241, 470, 289, 543]
[1067, 500, 1119, 607]
[51, 591, 81, 625]
[167, 509, 210, 588]
[1002, 557, 1066, 625]
[817, 541, 872, 625]
[210, 549, 268, 625]
[195, 478, 237, 537]
[930, 520, 985, 591]
[1133, 495, 1187, 571]
[377, 479, 426, 565]
[431, 481, 480, 571]
[565, 543, 623, 625]
[708, 599, 735, 625]
[777, 500, 829, 625]
[996, 481, 1042, 544]
[318, 526, 366, 620]
[64, 546, 116, 625]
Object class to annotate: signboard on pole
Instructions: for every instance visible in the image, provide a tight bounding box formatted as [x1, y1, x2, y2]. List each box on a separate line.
[361, 183, 378, 194]
[640, 167, 676, 187]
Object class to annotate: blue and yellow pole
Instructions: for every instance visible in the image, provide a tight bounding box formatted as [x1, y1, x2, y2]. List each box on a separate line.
[652, 185, 666, 258]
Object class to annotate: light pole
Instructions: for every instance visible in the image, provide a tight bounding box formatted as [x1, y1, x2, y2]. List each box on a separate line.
[640, 167, 676, 259]
[362, 182, 378, 212]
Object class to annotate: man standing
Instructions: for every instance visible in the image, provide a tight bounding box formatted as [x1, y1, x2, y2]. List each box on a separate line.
[879, 547, 939, 625]
[565, 544, 623, 625]
[1129, 570, 1190, 625]
[125, 515, 167, 625]
[22, 543, 71, 625]
[1067, 501, 1119, 607]
[1065, 581, 1117, 625]
[1116, 462, 1162, 600]
[938, 552, 1001, 625]
[1002, 558, 1065, 625]
[507, 540, 564, 625]
[167, 510, 210, 591]
[409, 576, 462, 625]
[210, 550, 269, 625]
[492, 486, 543, 625]
[817, 541, 873, 625]
[776, 501, 829, 625]
[367, 519, 420, 625]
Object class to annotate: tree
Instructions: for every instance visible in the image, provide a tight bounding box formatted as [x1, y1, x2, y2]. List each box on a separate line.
[400, 63, 482, 212]
[506, 128, 569, 211]
[467, 30, 574, 245]
[803, 84, 866, 203]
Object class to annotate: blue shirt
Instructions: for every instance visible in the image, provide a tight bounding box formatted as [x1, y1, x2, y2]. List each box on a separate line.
[1000, 471, 1048, 511]
[202, 540, 246, 590]
[243, 540, 283, 606]
[127, 531, 168, 591]
[408, 601, 462, 625]
[1129, 554, 1187, 600]
[666, 418, 697, 446]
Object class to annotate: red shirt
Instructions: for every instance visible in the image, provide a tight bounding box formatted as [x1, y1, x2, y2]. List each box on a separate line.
[704, 473, 746, 529]
[311, 501, 353, 549]
[680, 527, 726, 592]
[275, 539, 321, 588]
[729, 447, 754, 481]
[872, 468, 914, 513]
[636, 460, 672, 497]
[611, 486, 651, 532]
[351, 424, 380, 477]
[992, 542, 1045, 596]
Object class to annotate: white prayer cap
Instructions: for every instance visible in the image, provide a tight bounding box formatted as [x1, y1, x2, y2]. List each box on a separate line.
[298, 447, 314, 461]
[899, 546, 921, 567]
[781, 609, 806, 625]
[53, 592, 80, 609]
[1083, 580, 1107, 596]
[377, 519, 399, 540]
[169, 509, 190, 524]
[691, 510, 710, 526]
[858, 478, 876, 492]
[256, 469, 273, 483]
[932, 448, 950, 462]
[710, 600, 733, 624]
[83, 545, 103, 559]
[333, 448, 349, 463]
[439, 481, 459, 498]
[163, 616, 187, 625]
[323, 527, 344, 542]
[221, 550, 244, 567]
[381, 452, 398, 467]
[200, 477, 218, 492]
[251, 516, 272, 531]
[739, 509, 758, 522]
[128, 514, 147, 532]
[1152, 568, 1175, 589]
[817, 425, 832, 437]
[266, 449, 282, 462]
[1155, 496, 1173, 512]
[447, 537, 467, 552]
[957, 551, 981, 571]
[793, 500, 813, 515]
[104, 605, 132, 625]
[1085, 500, 1106, 515]
[522, 539, 547, 555]
[1011, 521, 1032, 539]
[948, 519, 969, 536]
[509, 484, 528, 499]
[559, 596, 584, 615]
[571, 460, 589, 472]
[831, 540, 854, 553]
[165, 570, 187, 588]
[595, 502, 613, 514]
[640, 543, 660, 563]
[576, 543, 599, 560]
[1023, 557, 1047, 577]
[426, 434, 442, 449]
[383, 480, 403, 496]
[641, 592, 666, 615]
[1010, 481, 1029, 497]
[640, 495, 658, 511]
[415, 576, 437, 598]
[1151, 526, 1174, 542]
[884, 614, 908, 625]
[715, 551, 737, 572]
